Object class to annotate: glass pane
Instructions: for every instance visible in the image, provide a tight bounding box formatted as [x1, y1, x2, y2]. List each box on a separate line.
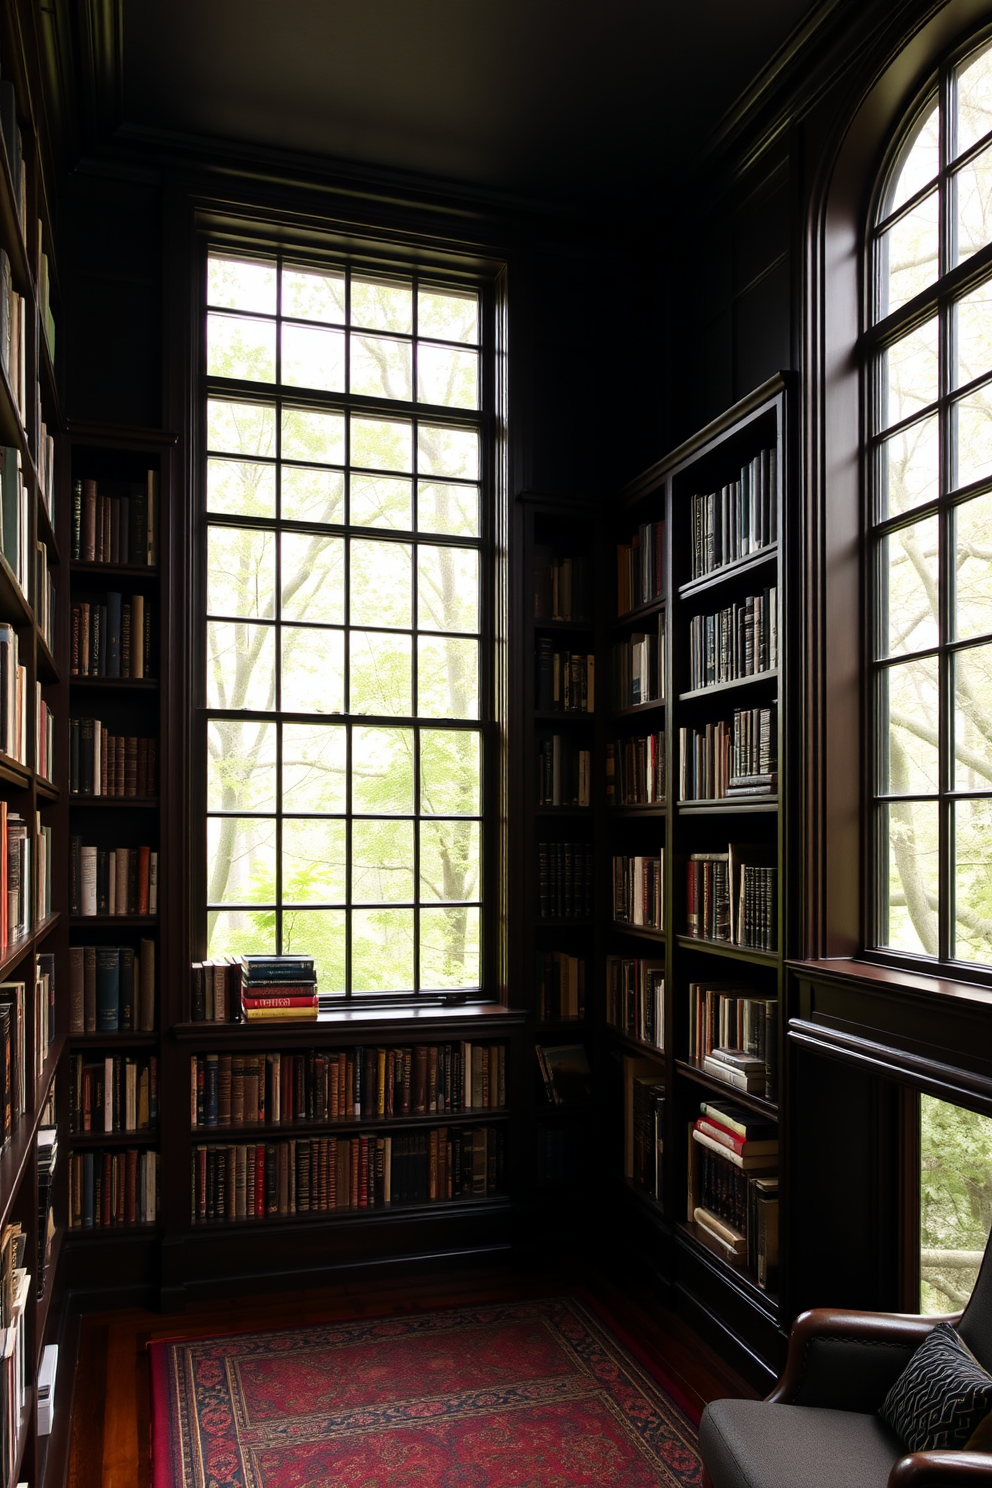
[351, 415, 413, 473]
[282, 723, 347, 814]
[282, 907, 346, 993]
[954, 644, 992, 787]
[351, 277, 413, 334]
[420, 906, 480, 990]
[207, 313, 276, 383]
[351, 908, 414, 993]
[881, 318, 939, 429]
[957, 44, 992, 156]
[418, 481, 479, 537]
[953, 383, 992, 489]
[955, 495, 992, 640]
[420, 819, 480, 901]
[207, 526, 275, 619]
[417, 545, 479, 633]
[281, 466, 345, 525]
[207, 256, 276, 314]
[420, 729, 481, 815]
[281, 532, 345, 624]
[281, 407, 345, 465]
[350, 631, 412, 716]
[207, 907, 275, 962]
[206, 621, 275, 711]
[954, 796, 992, 961]
[207, 717, 277, 812]
[350, 333, 413, 401]
[282, 265, 346, 324]
[282, 818, 347, 904]
[350, 539, 412, 628]
[351, 726, 414, 814]
[207, 457, 276, 520]
[281, 626, 345, 714]
[884, 102, 940, 217]
[920, 1095, 992, 1311]
[880, 799, 939, 955]
[954, 279, 992, 388]
[207, 816, 276, 904]
[207, 400, 276, 458]
[881, 656, 940, 793]
[878, 191, 939, 318]
[281, 323, 345, 392]
[350, 474, 412, 530]
[418, 288, 478, 345]
[352, 819, 415, 903]
[418, 424, 479, 479]
[878, 416, 939, 519]
[417, 344, 479, 409]
[880, 516, 939, 656]
[956, 139, 992, 263]
[418, 636, 478, 719]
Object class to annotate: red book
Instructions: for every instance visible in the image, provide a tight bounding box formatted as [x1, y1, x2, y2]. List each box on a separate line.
[241, 994, 317, 1009]
[137, 844, 150, 915]
[694, 1116, 778, 1156]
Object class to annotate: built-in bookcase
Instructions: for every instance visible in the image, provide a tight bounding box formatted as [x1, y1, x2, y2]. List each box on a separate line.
[602, 374, 792, 1375]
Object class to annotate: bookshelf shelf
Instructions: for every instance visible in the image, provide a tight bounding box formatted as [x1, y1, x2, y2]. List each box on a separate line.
[613, 595, 667, 631]
[0, 550, 31, 626]
[533, 710, 593, 725]
[183, 1192, 511, 1236]
[187, 1109, 509, 1140]
[611, 923, 665, 943]
[36, 635, 59, 683]
[607, 1026, 666, 1060]
[68, 677, 159, 691]
[69, 561, 161, 579]
[609, 698, 665, 720]
[676, 1220, 779, 1316]
[674, 935, 779, 967]
[677, 797, 778, 815]
[68, 1032, 159, 1049]
[677, 544, 778, 600]
[674, 1058, 778, 1119]
[678, 671, 777, 705]
[69, 915, 158, 928]
[0, 753, 30, 790]
[68, 796, 159, 809]
[610, 804, 667, 817]
[66, 1131, 158, 1149]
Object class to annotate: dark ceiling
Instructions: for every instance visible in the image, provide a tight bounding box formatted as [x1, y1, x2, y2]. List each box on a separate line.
[120, 0, 823, 208]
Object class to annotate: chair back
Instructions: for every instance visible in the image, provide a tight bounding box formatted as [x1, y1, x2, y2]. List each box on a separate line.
[957, 1231, 992, 1372]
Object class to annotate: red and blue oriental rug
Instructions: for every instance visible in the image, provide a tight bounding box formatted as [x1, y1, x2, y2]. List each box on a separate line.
[149, 1295, 703, 1488]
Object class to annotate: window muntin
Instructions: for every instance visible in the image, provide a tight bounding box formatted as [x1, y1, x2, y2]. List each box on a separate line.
[202, 252, 489, 999]
[869, 40, 992, 967]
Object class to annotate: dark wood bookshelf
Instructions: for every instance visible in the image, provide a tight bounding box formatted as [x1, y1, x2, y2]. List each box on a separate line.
[674, 1059, 778, 1119]
[674, 935, 779, 967]
[66, 1131, 158, 1149]
[186, 1110, 510, 1139]
[677, 544, 778, 599]
[677, 796, 778, 814]
[612, 595, 667, 630]
[678, 671, 778, 704]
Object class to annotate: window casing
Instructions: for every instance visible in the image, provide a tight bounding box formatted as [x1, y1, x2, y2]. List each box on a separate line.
[200, 249, 495, 1003]
[867, 36, 992, 972]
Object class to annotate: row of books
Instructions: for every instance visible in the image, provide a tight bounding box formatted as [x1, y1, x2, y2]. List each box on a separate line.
[190, 1041, 507, 1128]
[536, 1043, 592, 1105]
[689, 449, 777, 578]
[537, 736, 591, 807]
[606, 731, 664, 806]
[624, 1055, 665, 1203]
[68, 1148, 160, 1229]
[35, 539, 55, 652]
[0, 1220, 28, 1486]
[536, 840, 594, 919]
[68, 942, 157, 1034]
[0, 981, 26, 1149]
[0, 83, 26, 234]
[0, 804, 31, 945]
[0, 447, 29, 601]
[36, 1114, 56, 1302]
[69, 595, 154, 678]
[680, 707, 778, 801]
[606, 955, 664, 1049]
[0, 623, 26, 764]
[688, 983, 777, 1099]
[535, 950, 587, 1021]
[533, 547, 590, 622]
[617, 520, 665, 615]
[190, 1125, 506, 1222]
[68, 1053, 159, 1134]
[612, 616, 665, 708]
[689, 1099, 779, 1290]
[33, 952, 54, 1091]
[535, 641, 595, 713]
[36, 689, 54, 784]
[68, 721, 158, 797]
[687, 587, 777, 690]
[729, 704, 776, 791]
[71, 473, 158, 566]
[68, 840, 159, 917]
[0, 263, 26, 429]
[612, 851, 664, 930]
[685, 844, 777, 949]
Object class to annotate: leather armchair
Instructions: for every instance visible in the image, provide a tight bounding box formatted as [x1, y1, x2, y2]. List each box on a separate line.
[699, 1240, 992, 1488]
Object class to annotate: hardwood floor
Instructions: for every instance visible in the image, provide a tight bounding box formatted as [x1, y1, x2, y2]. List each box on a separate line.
[67, 1262, 757, 1488]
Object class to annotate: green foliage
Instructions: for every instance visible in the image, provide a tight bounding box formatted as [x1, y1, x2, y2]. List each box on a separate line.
[920, 1095, 992, 1309]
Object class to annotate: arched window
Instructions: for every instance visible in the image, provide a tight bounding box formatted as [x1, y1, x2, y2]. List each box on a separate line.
[867, 36, 992, 971]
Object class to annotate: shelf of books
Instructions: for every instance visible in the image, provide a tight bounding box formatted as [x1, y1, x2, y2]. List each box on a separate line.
[62, 429, 170, 1271]
[517, 494, 598, 1210]
[605, 375, 791, 1373]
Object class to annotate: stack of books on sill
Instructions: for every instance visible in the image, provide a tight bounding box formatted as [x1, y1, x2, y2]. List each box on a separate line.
[701, 1045, 768, 1095]
[241, 955, 318, 1023]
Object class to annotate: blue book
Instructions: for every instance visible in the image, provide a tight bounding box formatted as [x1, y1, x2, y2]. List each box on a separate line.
[95, 946, 120, 1032]
[106, 592, 122, 677]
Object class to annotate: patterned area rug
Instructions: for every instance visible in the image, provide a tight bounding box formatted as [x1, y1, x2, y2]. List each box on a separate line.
[149, 1295, 704, 1488]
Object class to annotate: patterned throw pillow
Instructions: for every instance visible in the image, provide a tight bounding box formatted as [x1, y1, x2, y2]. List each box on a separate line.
[880, 1322, 992, 1452]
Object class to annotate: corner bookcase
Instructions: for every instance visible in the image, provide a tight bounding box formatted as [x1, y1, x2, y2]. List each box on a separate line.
[601, 374, 793, 1381]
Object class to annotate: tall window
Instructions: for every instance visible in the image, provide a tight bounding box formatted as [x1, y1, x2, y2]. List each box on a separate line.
[201, 251, 491, 1000]
[868, 38, 992, 968]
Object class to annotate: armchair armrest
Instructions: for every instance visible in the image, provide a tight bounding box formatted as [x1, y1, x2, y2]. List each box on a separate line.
[889, 1450, 992, 1487]
[767, 1308, 960, 1411]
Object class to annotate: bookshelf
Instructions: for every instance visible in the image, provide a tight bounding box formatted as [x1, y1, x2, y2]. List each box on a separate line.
[602, 374, 792, 1371]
